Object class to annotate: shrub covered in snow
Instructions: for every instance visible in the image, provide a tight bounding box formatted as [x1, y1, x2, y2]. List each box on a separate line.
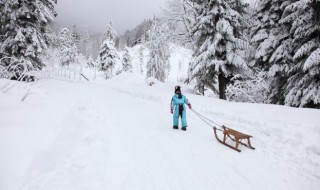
[226, 70, 270, 103]
[146, 77, 159, 86]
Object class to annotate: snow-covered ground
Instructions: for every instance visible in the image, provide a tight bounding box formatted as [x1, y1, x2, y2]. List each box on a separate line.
[0, 73, 319, 190]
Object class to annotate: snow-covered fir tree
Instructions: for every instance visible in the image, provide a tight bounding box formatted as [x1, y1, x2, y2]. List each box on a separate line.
[250, 0, 293, 105]
[138, 46, 144, 75]
[103, 21, 117, 43]
[188, 0, 250, 99]
[87, 56, 96, 68]
[87, 33, 103, 59]
[58, 28, 78, 66]
[71, 24, 81, 48]
[98, 21, 118, 79]
[81, 28, 90, 58]
[146, 19, 170, 82]
[250, 0, 290, 70]
[122, 47, 132, 72]
[280, 0, 320, 108]
[0, 0, 57, 79]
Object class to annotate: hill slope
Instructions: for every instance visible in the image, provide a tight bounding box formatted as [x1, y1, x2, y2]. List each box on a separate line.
[0, 73, 319, 190]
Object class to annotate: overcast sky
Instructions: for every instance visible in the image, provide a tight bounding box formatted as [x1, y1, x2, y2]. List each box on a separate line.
[55, 0, 167, 35]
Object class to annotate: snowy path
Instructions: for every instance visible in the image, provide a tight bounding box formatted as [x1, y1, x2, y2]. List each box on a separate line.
[0, 75, 319, 190]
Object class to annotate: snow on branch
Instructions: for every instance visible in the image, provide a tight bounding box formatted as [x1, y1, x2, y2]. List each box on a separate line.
[303, 48, 320, 72]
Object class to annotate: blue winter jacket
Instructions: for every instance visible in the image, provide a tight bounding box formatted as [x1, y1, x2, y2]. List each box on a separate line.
[171, 94, 190, 127]
[171, 94, 189, 109]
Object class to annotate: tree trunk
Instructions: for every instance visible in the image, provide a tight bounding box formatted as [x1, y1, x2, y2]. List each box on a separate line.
[201, 85, 205, 96]
[218, 72, 227, 100]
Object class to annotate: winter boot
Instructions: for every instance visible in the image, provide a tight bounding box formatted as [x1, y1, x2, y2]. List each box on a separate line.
[181, 127, 187, 131]
[173, 126, 178, 129]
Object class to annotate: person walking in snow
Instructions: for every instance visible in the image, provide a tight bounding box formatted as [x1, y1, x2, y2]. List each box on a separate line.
[170, 86, 192, 131]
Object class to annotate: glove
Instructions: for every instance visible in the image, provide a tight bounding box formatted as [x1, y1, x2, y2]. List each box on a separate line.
[170, 108, 173, 114]
[188, 104, 192, 109]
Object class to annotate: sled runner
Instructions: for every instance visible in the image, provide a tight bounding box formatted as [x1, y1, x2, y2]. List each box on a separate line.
[190, 109, 256, 152]
[213, 126, 255, 152]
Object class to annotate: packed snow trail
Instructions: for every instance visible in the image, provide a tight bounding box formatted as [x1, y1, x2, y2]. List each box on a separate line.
[0, 74, 319, 190]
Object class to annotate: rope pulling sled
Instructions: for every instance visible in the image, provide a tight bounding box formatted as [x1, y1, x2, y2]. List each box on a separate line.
[190, 109, 255, 152]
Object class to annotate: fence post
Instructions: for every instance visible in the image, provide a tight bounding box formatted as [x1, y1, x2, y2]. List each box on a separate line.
[79, 66, 83, 81]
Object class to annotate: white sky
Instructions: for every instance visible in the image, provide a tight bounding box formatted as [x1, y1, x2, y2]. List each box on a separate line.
[54, 0, 256, 34]
[55, 0, 167, 34]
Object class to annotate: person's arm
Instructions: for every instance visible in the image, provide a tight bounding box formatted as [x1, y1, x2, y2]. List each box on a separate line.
[184, 96, 192, 109]
[170, 97, 175, 114]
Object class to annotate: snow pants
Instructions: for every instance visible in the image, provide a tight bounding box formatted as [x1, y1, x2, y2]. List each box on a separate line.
[173, 104, 187, 127]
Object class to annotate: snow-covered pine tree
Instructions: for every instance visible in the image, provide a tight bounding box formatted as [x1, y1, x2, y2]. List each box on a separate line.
[188, 0, 250, 99]
[87, 33, 102, 59]
[251, 0, 293, 105]
[122, 46, 132, 72]
[58, 28, 78, 66]
[0, 0, 57, 79]
[280, 0, 320, 108]
[71, 24, 81, 48]
[104, 21, 117, 43]
[78, 27, 90, 58]
[146, 19, 170, 82]
[98, 21, 118, 79]
[138, 46, 144, 75]
[87, 56, 95, 68]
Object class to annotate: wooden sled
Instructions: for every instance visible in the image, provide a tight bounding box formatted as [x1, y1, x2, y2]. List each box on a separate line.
[213, 126, 255, 152]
